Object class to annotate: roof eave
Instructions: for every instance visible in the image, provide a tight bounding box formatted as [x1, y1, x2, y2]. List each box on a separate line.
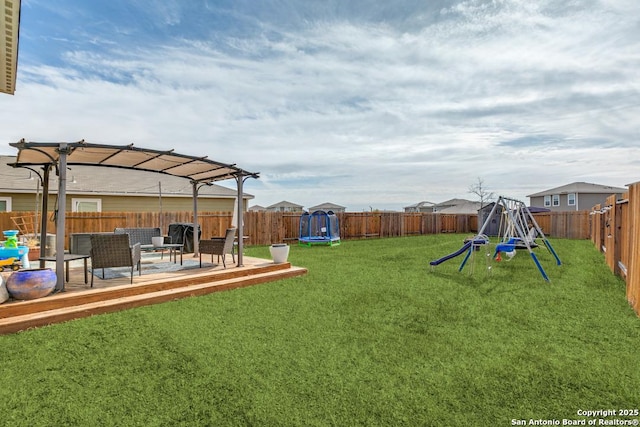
[1, 0, 21, 95]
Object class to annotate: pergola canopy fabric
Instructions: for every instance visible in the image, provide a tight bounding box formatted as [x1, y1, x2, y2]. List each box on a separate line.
[9, 140, 258, 183]
[9, 140, 258, 292]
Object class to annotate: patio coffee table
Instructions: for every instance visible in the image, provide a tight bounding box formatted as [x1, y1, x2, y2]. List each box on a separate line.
[39, 253, 90, 284]
[140, 243, 183, 265]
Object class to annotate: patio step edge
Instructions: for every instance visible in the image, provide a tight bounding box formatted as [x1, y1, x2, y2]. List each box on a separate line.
[0, 266, 307, 335]
[0, 261, 293, 319]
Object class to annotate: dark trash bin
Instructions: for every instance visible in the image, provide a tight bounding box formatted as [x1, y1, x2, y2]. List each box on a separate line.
[168, 223, 201, 253]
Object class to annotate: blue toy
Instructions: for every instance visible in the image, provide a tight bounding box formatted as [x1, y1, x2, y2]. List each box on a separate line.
[0, 230, 28, 271]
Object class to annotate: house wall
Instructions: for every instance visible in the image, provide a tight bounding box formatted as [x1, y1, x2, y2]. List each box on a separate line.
[0, 192, 243, 213]
[529, 193, 619, 212]
[267, 206, 304, 212]
[577, 194, 618, 211]
[0, 193, 41, 211]
[89, 195, 238, 212]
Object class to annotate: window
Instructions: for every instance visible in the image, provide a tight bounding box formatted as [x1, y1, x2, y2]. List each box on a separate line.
[72, 198, 102, 212]
[0, 197, 11, 212]
[552, 194, 560, 207]
[567, 193, 576, 206]
[544, 195, 551, 207]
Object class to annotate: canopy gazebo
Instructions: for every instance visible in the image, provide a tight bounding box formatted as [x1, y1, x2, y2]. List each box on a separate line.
[9, 139, 259, 291]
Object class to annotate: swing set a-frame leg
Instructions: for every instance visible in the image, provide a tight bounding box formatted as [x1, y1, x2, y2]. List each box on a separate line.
[530, 252, 550, 282]
[484, 196, 561, 281]
[458, 245, 473, 272]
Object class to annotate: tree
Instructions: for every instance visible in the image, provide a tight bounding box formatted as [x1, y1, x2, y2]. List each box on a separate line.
[468, 177, 495, 210]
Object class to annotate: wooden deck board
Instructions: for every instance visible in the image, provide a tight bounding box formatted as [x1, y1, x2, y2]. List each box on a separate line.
[0, 255, 307, 334]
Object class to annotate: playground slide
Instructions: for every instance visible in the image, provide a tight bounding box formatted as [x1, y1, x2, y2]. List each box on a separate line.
[429, 241, 472, 266]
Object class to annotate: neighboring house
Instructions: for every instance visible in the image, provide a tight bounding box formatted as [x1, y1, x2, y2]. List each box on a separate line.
[266, 201, 304, 213]
[404, 201, 436, 213]
[432, 198, 482, 214]
[248, 205, 266, 212]
[308, 202, 346, 213]
[0, 156, 253, 213]
[527, 182, 627, 212]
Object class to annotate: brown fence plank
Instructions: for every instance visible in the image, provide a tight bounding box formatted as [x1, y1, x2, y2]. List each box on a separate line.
[589, 189, 640, 316]
[625, 185, 640, 315]
[0, 209, 591, 249]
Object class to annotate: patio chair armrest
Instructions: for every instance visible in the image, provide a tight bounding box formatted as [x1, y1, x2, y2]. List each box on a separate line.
[200, 239, 225, 254]
[131, 242, 141, 262]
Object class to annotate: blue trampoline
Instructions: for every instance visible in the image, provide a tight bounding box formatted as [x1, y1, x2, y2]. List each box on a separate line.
[299, 210, 341, 246]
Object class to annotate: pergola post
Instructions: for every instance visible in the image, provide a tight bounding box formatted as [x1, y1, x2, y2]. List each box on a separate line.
[38, 164, 52, 269]
[54, 144, 70, 291]
[234, 171, 258, 267]
[192, 181, 199, 257]
[235, 174, 244, 267]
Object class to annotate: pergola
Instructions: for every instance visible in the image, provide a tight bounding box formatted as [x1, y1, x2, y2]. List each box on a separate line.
[9, 140, 259, 291]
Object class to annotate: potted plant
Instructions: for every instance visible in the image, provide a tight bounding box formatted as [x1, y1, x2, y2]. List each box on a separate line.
[25, 236, 41, 262]
[6, 268, 56, 300]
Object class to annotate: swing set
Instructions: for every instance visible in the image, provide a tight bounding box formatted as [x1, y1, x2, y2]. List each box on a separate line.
[430, 196, 561, 281]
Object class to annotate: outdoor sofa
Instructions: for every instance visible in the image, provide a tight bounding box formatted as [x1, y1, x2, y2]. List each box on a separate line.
[114, 227, 171, 257]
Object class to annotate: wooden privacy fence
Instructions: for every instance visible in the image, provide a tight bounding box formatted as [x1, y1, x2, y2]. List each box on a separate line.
[591, 183, 640, 316]
[252, 211, 587, 243]
[0, 209, 589, 249]
[530, 212, 591, 240]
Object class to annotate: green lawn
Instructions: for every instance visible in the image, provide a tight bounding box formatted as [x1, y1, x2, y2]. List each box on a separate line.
[1, 235, 638, 426]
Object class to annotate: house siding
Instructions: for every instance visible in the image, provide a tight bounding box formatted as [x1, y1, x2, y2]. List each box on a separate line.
[95, 195, 237, 212]
[530, 193, 623, 212]
[0, 192, 240, 213]
[0, 193, 41, 212]
[577, 194, 613, 210]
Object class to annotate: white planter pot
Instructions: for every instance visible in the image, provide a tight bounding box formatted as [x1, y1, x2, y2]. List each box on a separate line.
[152, 236, 164, 247]
[269, 244, 290, 264]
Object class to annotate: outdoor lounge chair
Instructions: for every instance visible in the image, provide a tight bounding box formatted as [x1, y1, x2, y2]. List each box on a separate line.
[90, 233, 141, 287]
[199, 228, 236, 268]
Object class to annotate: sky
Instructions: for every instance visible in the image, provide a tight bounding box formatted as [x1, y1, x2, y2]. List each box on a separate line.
[1, 0, 639, 211]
